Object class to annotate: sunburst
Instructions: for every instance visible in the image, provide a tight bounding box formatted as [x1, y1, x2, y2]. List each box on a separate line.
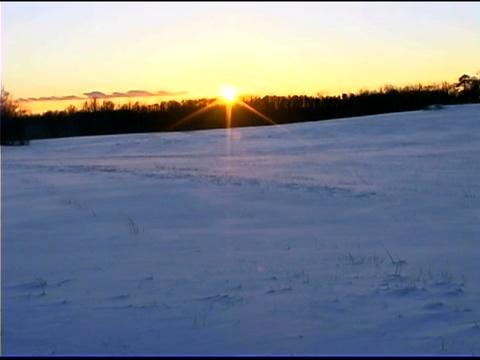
[220, 85, 238, 104]
[165, 85, 278, 132]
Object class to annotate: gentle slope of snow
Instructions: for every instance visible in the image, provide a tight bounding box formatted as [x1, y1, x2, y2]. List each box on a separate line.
[2, 104, 480, 355]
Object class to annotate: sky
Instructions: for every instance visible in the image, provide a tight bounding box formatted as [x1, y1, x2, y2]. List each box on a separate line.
[2, 104, 480, 355]
[2, 1, 480, 114]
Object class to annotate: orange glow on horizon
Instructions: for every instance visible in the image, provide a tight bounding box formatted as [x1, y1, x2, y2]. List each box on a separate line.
[17, 95, 193, 115]
[14, 74, 466, 116]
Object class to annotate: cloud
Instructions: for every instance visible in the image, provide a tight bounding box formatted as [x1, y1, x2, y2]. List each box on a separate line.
[85, 90, 189, 99]
[18, 95, 84, 102]
[155, 90, 189, 97]
[17, 89, 189, 102]
[83, 91, 109, 99]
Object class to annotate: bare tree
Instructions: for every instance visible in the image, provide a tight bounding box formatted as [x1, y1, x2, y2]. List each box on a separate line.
[455, 74, 480, 102]
[1, 86, 26, 117]
[1, 86, 29, 145]
[82, 98, 99, 112]
[100, 100, 115, 112]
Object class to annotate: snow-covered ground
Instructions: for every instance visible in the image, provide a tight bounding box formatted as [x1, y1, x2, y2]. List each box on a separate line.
[2, 104, 480, 356]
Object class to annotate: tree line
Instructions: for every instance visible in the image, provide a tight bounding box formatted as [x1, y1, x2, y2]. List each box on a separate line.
[1, 73, 479, 145]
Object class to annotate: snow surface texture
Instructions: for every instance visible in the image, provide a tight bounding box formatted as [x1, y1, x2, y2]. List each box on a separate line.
[2, 104, 480, 356]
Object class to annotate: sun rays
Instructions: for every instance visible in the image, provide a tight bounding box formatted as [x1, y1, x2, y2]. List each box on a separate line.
[161, 85, 315, 158]
[166, 85, 278, 133]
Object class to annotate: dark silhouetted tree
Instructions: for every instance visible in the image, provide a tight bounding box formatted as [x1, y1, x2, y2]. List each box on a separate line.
[100, 100, 115, 112]
[455, 74, 480, 102]
[1, 87, 29, 145]
[82, 98, 99, 112]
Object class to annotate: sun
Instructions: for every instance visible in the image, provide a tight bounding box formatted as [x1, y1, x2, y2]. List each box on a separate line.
[220, 85, 238, 104]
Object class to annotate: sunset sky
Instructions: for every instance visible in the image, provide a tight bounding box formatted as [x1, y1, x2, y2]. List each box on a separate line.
[2, 1, 480, 114]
